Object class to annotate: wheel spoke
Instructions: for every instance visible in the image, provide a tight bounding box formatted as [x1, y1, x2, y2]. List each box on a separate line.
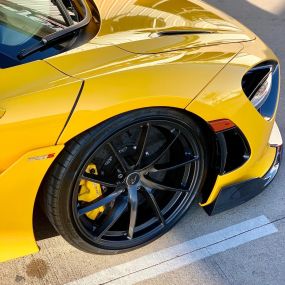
[94, 196, 128, 240]
[142, 187, 165, 225]
[108, 142, 130, 172]
[81, 172, 117, 188]
[142, 176, 190, 192]
[127, 185, 139, 239]
[151, 155, 199, 173]
[135, 123, 151, 168]
[142, 129, 180, 170]
[78, 188, 124, 216]
[73, 118, 203, 246]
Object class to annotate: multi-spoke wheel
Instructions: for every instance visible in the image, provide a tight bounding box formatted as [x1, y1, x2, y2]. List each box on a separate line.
[43, 108, 208, 253]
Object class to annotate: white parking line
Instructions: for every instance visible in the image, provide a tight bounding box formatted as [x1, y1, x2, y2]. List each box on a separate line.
[67, 215, 278, 285]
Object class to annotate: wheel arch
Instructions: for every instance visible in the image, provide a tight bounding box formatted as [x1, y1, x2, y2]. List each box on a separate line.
[36, 106, 219, 252]
[35, 106, 219, 225]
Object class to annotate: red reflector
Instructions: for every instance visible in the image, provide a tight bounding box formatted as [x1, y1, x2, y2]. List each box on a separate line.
[209, 119, 236, 133]
[47, 153, 56, 159]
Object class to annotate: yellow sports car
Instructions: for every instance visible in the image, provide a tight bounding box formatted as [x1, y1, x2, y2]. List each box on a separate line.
[0, 0, 282, 262]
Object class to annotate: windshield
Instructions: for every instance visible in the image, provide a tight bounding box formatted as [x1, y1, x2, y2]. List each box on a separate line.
[0, 0, 79, 68]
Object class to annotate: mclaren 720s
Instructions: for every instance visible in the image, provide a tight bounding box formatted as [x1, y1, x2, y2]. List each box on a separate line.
[0, 0, 282, 262]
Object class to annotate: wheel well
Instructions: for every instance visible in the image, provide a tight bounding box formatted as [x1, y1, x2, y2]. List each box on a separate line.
[177, 109, 219, 204]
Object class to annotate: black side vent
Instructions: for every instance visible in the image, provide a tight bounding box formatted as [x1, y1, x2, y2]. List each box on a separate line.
[223, 128, 250, 173]
[216, 128, 251, 175]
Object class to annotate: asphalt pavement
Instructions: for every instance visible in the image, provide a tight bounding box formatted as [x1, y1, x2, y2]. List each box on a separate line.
[1, 1, 285, 284]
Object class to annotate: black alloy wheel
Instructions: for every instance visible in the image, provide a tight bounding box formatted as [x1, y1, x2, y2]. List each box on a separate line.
[43, 108, 208, 254]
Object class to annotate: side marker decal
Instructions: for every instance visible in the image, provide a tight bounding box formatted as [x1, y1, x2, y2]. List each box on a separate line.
[28, 153, 55, 161]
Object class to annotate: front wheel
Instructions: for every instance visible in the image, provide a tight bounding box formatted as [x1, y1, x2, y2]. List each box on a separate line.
[43, 108, 208, 254]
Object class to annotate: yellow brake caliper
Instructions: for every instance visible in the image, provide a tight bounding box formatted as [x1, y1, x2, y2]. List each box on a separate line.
[78, 164, 105, 220]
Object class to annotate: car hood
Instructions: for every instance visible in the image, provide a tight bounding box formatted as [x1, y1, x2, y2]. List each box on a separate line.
[91, 0, 256, 54]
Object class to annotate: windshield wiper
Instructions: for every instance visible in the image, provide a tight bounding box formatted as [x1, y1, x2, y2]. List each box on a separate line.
[17, 0, 91, 60]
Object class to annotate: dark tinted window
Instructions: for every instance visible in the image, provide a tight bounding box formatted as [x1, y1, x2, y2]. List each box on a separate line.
[0, 0, 78, 68]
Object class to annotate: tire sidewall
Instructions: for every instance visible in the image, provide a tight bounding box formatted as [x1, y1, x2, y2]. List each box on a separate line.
[51, 108, 208, 254]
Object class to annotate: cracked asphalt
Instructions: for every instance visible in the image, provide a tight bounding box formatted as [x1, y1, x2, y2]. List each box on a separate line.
[1, 1, 285, 284]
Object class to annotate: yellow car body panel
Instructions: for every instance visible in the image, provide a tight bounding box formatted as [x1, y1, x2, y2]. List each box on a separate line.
[0, 61, 83, 172]
[0, 0, 281, 262]
[0, 145, 64, 263]
[187, 38, 280, 205]
[46, 43, 243, 143]
[90, 0, 256, 52]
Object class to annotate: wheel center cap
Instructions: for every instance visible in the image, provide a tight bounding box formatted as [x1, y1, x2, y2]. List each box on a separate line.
[126, 172, 140, 186]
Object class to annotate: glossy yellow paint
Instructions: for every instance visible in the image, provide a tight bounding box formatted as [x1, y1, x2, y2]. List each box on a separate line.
[47, 43, 243, 143]
[0, 145, 64, 262]
[50, 35, 279, 208]
[0, 108, 5, 119]
[90, 0, 256, 52]
[0, 0, 280, 262]
[0, 61, 83, 172]
[187, 37, 280, 205]
[0, 61, 82, 262]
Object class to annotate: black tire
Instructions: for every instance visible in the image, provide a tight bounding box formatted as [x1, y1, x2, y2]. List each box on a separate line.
[42, 108, 208, 254]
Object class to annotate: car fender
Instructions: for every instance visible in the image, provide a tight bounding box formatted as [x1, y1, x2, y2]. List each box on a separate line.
[50, 43, 243, 144]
